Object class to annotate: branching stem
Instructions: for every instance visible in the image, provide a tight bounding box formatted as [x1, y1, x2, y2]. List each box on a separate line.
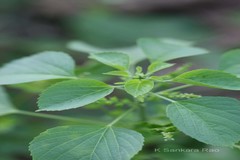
[16, 110, 104, 124]
[151, 92, 176, 103]
[107, 107, 137, 127]
[158, 84, 193, 93]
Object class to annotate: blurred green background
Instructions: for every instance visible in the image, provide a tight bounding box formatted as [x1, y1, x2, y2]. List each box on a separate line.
[1, 0, 240, 159]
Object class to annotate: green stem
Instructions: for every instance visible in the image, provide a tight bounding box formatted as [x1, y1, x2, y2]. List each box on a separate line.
[108, 107, 136, 127]
[151, 79, 173, 83]
[16, 110, 104, 124]
[158, 84, 193, 93]
[112, 85, 124, 90]
[151, 92, 176, 103]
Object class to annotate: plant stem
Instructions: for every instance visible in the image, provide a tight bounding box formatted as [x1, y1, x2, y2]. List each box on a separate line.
[112, 85, 124, 90]
[151, 79, 173, 83]
[151, 92, 176, 103]
[107, 107, 136, 127]
[158, 84, 193, 93]
[16, 110, 104, 124]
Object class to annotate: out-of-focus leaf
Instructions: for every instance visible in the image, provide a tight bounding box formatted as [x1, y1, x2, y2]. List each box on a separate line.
[68, 41, 145, 64]
[9, 80, 63, 93]
[89, 52, 130, 70]
[137, 38, 208, 62]
[66, 11, 210, 47]
[219, 49, 240, 77]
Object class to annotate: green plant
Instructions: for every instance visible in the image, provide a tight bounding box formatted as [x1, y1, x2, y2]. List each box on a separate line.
[1, 38, 240, 160]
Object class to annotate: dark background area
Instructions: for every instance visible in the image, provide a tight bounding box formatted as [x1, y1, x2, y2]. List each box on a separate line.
[1, 0, 240, 159]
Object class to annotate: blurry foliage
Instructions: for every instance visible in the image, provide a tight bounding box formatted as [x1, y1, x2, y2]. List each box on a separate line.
[65, 11, 212, 47]
[0, 0, 29, 11]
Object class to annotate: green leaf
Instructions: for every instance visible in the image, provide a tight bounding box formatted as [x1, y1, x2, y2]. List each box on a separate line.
[174, 69, 240, 90]
[67, 41, 104, 53]
[0, 87, 17, 116]
[68, 41, 146, 65]
[147, 60, 174, 75]
[38, 79, 114, 111]
[0, 51, 76, 85]
[29, 125, 144, 160]
[219, 49, 240, 77]
[104, 70, 130, 77]
[137, 38, 208, 61]
[167, 97, 240, 146]
[75, 62, 113, 81]
[89, 52, 130, 70]
[125, 79, 154, 97]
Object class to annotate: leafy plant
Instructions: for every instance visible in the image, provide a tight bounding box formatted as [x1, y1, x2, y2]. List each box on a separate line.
[1, 38, 240, 160]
